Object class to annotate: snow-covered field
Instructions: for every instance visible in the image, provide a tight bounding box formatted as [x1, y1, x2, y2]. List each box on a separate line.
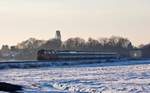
[0, 60, 150, 93]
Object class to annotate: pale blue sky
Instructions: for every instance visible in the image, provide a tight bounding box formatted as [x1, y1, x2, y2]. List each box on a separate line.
[0, 0, 150, 46]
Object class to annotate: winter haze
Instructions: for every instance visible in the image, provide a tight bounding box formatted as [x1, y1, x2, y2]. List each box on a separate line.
[0, 0, 150, 46]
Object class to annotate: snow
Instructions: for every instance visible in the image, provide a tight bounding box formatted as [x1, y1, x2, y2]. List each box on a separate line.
[0, 60, 150, 93]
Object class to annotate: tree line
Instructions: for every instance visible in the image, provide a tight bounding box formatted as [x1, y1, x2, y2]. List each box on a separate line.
[0, 36, 149, 60]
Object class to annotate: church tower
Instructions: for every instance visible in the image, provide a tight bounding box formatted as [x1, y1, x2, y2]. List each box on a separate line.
[55, 30, 61, 40]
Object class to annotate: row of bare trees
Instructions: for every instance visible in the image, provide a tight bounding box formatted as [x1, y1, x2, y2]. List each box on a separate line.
[41, 36, 133, 57]
[62, 36, 133, 51]
[1, 35, 150, 60]
[0, 36, 142, 60]
[42, 36, 132, 50]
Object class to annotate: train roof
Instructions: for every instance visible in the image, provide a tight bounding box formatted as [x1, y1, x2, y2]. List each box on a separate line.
[38, 49, 117, 55]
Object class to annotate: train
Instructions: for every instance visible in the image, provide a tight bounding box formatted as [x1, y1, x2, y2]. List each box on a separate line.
[37, 49, 119, 61]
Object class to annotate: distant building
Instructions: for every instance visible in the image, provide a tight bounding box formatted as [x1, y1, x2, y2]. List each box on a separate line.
[10, 46, 18, 51]
[129, 49, 142, 59]
[55, 30, 61, 40]
[0, 45, 11, 58]
[1, 45, 9, 52]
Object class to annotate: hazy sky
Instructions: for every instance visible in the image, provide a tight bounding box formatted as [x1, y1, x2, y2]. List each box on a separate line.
[0, 0, 150, 46]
